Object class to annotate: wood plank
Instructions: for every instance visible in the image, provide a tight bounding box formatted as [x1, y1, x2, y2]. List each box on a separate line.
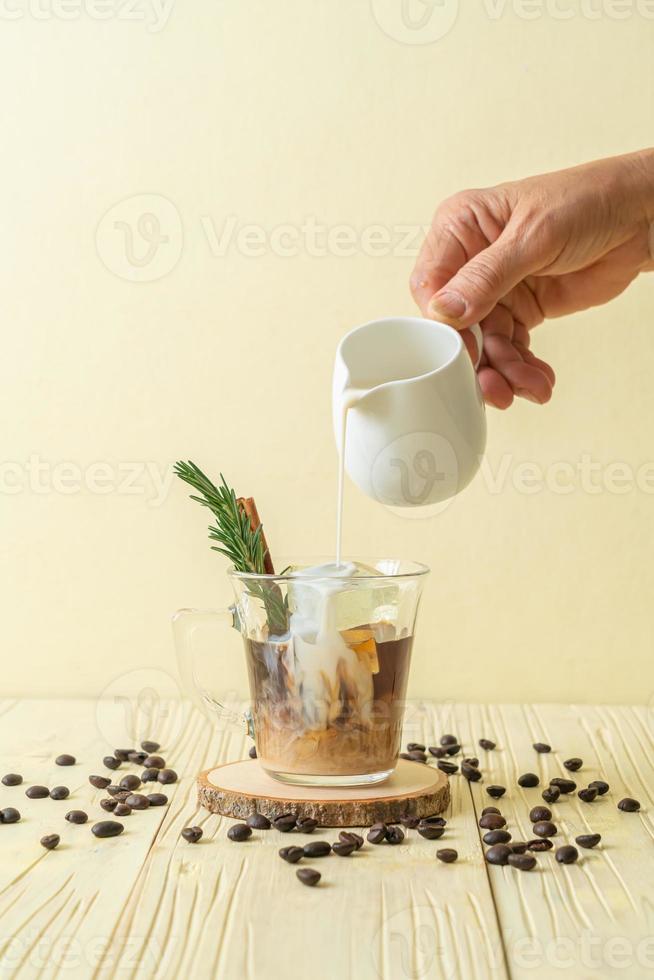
[463, 703, 654, 980]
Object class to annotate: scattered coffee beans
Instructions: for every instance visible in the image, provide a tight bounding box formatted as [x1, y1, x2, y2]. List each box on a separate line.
[106, 787, 130, 801]
[147, 794, 168, 807]
[367, 823, 387, 844]
[436, 848, 458, 863]
[578, 787, 598, 803]
[114, 804, 131, 817]
[437, 761, 458, 775]
[483, 830, 511, 845]
[445, 744, 461, 757]
[141, 769, 160, 783]
[479, 814, 506, 831]
[296, 868, 320, 887]
[407, 742, 426, 753]
[66, 810, 88, 824]
[181, 826, 203, 843]
[542, 787, 560, 804]
[119, 775, 141, 791]
[478, 739, 496, 751]
[510, 842, 529, 854]
[618, 798, 640, 812]
[550, 778, 576, 794]
[296, 817, 318, 834]
[386, 825, 405, 845]
[486, 844, 512, 865]
[462, 763, 481, 782]
[125, 794, 149, 810]
[303, 840, 331, 857]
[532, 821, 557, 838]
[1, 808, 21, 824]
[40, 833, 60, 850]
[533, 742, 551, 753]
[227, 824, 251, 842]
[143, 756, 165, 770]
[114, 749, 132, 761]
[332, 841, 357, 856]
[248, 746, 257, 759]
[25, 786, 49, 799]
[339, 831, 364, 850]
[408, 751, 428, 763]
[89, 775, 111, 790]
[55, 754, 75, 766]
[529, 806, 552, 823]
[128, 751, 148, 765]
[428, 746, 447, 758]
[247, 812, 271, 830]
[440, 735, 458, 746]
[92, 821, 124, 838]
[576, 833, 601, 848]
[157, 769, 177, 785]
[140, 740, 160, 753]
[103, 756, 120, 770]
[564, 758, 583, 772]
[508, 853, 537, 871]
[49, 786, 69, 800]
[417, 818, 446, 840]
[555, 845, 578, 864]
[481, 806, 500, 816]
[399, 813, 420, 829]
[279, 846, 304, 863]
[527, 839, 553, 852]
[588, 780, 609, 796]
[273, 813, 297, 833]
[518, 773, 539, 788]
[486, 786, 506, 799]
[462, 757, 479, 769]
[2, 774, 22, 786]
[100, 798, 117, 812]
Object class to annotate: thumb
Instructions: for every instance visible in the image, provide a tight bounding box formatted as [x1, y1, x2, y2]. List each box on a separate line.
[428, 233, 535, 328]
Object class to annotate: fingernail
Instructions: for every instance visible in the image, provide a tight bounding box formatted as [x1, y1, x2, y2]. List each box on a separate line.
[429, 290, 466, 320]
[516, 388, 542, 404]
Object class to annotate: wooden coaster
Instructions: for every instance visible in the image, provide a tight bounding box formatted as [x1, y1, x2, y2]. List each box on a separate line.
[197, 759, 450, 827]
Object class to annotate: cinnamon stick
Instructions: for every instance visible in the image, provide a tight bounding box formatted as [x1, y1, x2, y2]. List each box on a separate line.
[237, 497, 275, 574]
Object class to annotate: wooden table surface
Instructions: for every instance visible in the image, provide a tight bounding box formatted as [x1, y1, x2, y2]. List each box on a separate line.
[0, 699, 652, 980]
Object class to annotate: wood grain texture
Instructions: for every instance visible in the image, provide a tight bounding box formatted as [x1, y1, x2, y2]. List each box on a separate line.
[0, 701, 651, 980]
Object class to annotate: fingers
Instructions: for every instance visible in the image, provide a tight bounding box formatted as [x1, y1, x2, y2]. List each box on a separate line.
[410, 224, 470, 316]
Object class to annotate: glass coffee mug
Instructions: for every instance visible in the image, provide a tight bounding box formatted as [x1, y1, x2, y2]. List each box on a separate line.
[173, 558, 429, 787]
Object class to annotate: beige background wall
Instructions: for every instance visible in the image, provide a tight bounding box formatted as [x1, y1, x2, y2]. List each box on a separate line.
[1, 0, 653, 704]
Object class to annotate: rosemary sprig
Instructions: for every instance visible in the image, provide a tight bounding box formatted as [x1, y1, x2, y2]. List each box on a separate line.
[174, 460, 289, 635]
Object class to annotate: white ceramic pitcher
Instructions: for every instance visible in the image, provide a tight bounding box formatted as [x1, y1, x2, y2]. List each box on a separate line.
[332, 316, 486, 508]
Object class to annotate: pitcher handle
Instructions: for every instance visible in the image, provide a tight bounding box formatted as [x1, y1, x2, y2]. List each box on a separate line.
[172, 608, 254, 737]
[470, 323, 483, 369]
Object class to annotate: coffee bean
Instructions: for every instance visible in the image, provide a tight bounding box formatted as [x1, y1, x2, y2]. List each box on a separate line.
[386, 825, 405, 845]
[140, 768, 160, 783]
[248, 746, 257, 759]
[462, 763, 481, 782]
[114, 803, 131, 817]
[1, 807, 21, 824]
[518, 773, 539, 788]
[246, 812, 271, 830]
[479, 813, 506, 830]
[279, 846, 304, 863]
[40, 833, 60, 850]
[578, 787, 598, 803]
[399, 813, 420, 829]
[533, 742, 551, 753]
[103, 756, 120, 770]
[143, 755, 165, 770]
[339, 831, 364, 850]
[65, 810, 88, 824]
[296, 868, 320, 887]
[437, 761, 458, 775]
[618, 798, 640, 812]
[147, 793, 168, 807]
[273, 813, 297, 833]
[119, 775, 141, 791]
[481, 806, 501, 816]
[462, 757, 479, 768]
[227, 824, 251, 842]
[550, 778, 576, 794]
[428, 746, 447, 758]
[89, 775, 111, 790]
[100, 798, 117, 812]
[91, 821, 124, 838]
[408, 751, 428, 763]
[532, 821, 557, 838]
[303, 840, 331, 857]
[510, 842, 529, 854]
[440, 734, 458, 746]
[49, 786, 69, 800]
[436, 848, 458, 863]
[140, 740, 160, 754]
[367, 823, 387, 844]
[332, 841, 357, 856]
[576, 833, 601, 848]
[542, 786, 560, 804]
[483, 830, 511, 845]
[407, 742, 426, 753]
[588, 780, 609, 796]
[114, 749, 133, 761]
[296, 817, 318, 834]
[556, 845, 578, 864]
[486, 844, 512, 865]
[181, 826, 203, 843]
[527, 838, 553, 852]
[2, 774, 22, 786]
[55, 754, 75, 767]
[128, 751, 148, 765]
[478, 739, 496, 751]
[417, 817, 446, 840]
[125, 794, 149, 810]
[157, 769, 177, 785]
[486, 786, 506, 799]
[564, 758, 583, 772]
[106, 787, 130, 801]
[445, 744, 461, 757]
[25, 785, 49, 799]
[529, 806, 552, 823]
[509, 853, 537, 871]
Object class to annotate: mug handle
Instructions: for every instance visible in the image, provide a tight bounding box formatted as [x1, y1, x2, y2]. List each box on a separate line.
[172, 608, 254, 737]
[470, 323, 483, 370]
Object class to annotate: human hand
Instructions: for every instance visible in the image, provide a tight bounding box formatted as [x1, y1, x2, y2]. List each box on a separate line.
[411, 150, 654, 408]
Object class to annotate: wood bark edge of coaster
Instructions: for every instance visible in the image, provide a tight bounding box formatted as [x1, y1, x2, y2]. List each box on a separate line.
[197, 762, 450, 827]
